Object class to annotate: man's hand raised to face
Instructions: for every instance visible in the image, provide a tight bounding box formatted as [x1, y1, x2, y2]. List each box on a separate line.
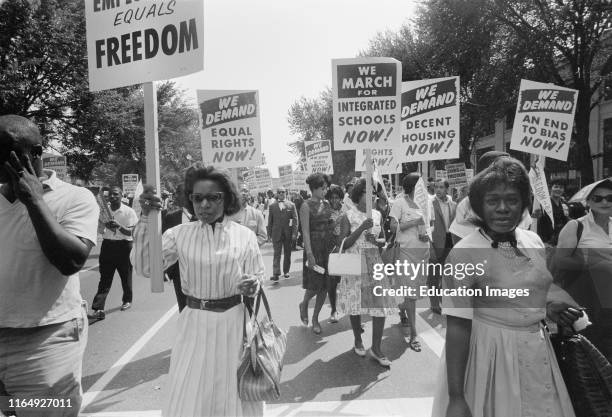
[3, 151, 44, 205]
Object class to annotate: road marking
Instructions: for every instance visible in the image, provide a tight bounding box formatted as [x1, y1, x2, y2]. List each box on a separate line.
[415, 308, 445, 357]
[81, 305, 178, 410]
[79, 397, 435, 417]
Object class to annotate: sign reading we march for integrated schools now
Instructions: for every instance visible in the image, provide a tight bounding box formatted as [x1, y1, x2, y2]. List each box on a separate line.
[401, 76, 460, 162]
[198, 90, 262, 169]
[332, 58, 402, 151]
[84, 0, 204, 91]
[305, 140, 334, 175]
[510, 80, 578, 161]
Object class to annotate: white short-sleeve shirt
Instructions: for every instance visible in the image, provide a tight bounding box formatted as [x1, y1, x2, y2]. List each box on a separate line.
[0, 170, 99, 327]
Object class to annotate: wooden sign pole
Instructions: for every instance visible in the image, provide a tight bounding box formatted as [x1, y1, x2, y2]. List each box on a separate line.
[143, 82, 164, 293]
[365, 149, 373, 217]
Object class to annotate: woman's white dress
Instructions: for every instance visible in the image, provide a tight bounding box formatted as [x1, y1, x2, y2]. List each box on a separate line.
[431, 228, 575, 417]
[132, 217, 265, 417]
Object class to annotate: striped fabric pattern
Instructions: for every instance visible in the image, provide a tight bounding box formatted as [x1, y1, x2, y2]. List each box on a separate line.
[131, 216, 264, 299]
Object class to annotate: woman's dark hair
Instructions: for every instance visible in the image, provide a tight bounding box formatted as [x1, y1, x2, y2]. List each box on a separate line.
[468, 157, 531, 224]
[326, 184, 344, 200]
[401, 173, 421, 195]
[306, 173, 330, 191]
[350, 178, 367, 204]
[183, 163, 242, 216]
[587, 179, 612, 200]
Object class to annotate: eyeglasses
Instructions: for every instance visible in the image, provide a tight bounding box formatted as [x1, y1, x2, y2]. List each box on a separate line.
[590, 194, 612, 203]
[189, 192, 224, 204]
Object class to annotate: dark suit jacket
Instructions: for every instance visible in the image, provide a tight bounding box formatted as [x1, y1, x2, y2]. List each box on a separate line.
[162, 210, 184, 280]
[267, 200, 298, 241]
[431, 197, 457, 262]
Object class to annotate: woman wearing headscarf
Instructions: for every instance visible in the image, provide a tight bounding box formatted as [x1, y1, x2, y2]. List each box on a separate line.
[132, 164, 264, 417]
[432, 157, 581, 417]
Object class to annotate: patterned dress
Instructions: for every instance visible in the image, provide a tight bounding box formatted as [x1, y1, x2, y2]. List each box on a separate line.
[337, 208, 398, 317]
[302, 199, 334, 292]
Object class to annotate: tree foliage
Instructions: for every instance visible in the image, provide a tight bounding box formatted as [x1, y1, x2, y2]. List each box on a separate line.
[287, 88, 356, 185]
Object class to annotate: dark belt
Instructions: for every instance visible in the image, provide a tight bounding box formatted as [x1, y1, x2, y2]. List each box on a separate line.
[185, 295, 243, 312]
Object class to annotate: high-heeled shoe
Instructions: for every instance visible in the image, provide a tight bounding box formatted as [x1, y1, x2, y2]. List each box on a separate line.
[312, 321, 322, 335]
[353, 345, 366, 357]
[299, 302, 308, 326]
[367, 348, 391, 367]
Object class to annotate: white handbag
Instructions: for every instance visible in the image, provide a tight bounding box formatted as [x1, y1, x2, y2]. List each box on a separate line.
[328, 238, 362, 276]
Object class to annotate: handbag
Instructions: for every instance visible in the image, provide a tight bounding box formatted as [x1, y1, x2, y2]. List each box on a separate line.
[328, 238, 362, 276]
[549, 325, 612, 417]
[238, 290, 287, 402]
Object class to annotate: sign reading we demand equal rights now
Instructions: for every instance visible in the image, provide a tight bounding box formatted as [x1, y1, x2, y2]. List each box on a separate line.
[510, 80, 578, 161]
[197, 91, 262, 169]
[85, 0, 204, 91]
[401, 76, 460, 162]
[332, 58, 402, 151]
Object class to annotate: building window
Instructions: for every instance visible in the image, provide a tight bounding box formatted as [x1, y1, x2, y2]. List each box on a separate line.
[604, 78, 612, 102]
[505, 109, 515, 130]
[604, 118, 612, 176]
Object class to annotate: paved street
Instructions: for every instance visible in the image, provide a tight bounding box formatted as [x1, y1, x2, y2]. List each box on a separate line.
[79, 241, 446, 417]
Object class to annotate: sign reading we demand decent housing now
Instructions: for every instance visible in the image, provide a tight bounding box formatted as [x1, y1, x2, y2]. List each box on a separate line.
[510, 80, 578, 161]
[332, 58, 402, 151]
[197, 91, 262, 169]
[85, 0, 204, 91]
[401, 76, 460, 162]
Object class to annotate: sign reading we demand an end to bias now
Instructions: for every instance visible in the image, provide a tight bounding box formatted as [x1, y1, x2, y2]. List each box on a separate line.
[198, 90, 262, 169]
[332, 58, 402, 151]
[401, 76, 460, 162]
[510, 80, 578, 161]
[85, 0, 204, 91]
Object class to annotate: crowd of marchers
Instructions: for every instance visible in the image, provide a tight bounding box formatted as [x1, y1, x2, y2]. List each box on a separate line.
[2, 114, 611, 417]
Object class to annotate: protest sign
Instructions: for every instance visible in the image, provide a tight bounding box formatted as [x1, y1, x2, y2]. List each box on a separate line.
[292, 170, 308, 191]
[355, 148, 401, 174]
[84, 0, 204, 91]
[529, 156, 553, 228]
[465, 169, 474, 183]
[122, 174, 139, 196]
[278, 164, 293, 178]
[400, 76, 460, 162]
[305, 140, 334, 175]
[332, 57, 402, 151]
[510, 80, 578, 161]
[42, 155, 68, 181]
[445, 162, 468, 188]
[249, 167, 272, 193]
[414, 176, 432, 238]
[435, 170, 447, 180]
[198, 90, 262, 169]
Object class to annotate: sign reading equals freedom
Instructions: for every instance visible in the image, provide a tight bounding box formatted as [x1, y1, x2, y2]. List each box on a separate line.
[198, 90, 263, 168]
[332, 57, 402, 151]
[85, 0, 204, 91]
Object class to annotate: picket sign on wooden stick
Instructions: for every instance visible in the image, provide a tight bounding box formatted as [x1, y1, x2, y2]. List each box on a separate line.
[365, 149, 373, 217]
[143, 82, 164, 293]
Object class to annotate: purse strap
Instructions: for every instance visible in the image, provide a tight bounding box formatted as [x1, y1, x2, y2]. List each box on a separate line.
[339, 238, 347, 254]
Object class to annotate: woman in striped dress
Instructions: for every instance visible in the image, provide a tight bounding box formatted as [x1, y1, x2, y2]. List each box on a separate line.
[132, 164, 264, 417]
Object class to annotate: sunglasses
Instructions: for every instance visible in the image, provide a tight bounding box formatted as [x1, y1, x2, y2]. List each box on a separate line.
[590, 194, 612, 203]
[189, 192, 224, 204]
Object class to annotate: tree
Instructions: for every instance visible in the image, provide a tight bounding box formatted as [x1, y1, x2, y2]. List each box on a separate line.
[490, 0, 612, 183]
[364, 0, 611, 182]
[287, 89, 356, 185]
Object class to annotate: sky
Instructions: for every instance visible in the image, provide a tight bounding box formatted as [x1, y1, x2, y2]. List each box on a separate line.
[174, 0, 417, 176]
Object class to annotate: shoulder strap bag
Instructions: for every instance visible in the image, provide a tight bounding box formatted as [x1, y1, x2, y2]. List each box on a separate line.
[238, 289, 287, 402]
[328, 238, 362, 276]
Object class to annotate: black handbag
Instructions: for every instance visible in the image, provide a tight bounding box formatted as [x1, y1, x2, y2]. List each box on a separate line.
[550, 326, 612, 417]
